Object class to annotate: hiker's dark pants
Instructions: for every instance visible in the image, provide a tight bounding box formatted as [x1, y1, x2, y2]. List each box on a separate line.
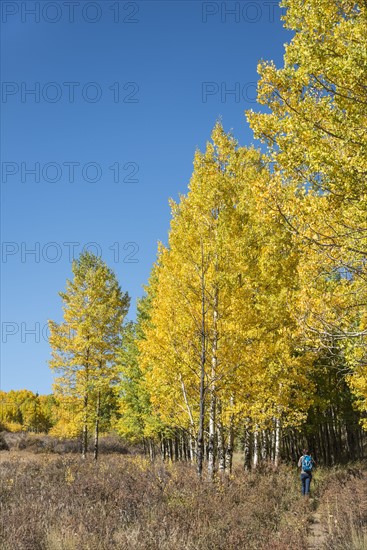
[300, 473, 312, 495]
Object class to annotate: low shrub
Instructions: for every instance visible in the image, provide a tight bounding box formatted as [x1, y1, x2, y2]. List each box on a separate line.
[0, 431, 130, 455]
[0, 455, 309, 550]
[315, 465, 367, 549]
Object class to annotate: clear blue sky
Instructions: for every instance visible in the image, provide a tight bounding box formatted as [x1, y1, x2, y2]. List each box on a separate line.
[1, 0, 291, 394]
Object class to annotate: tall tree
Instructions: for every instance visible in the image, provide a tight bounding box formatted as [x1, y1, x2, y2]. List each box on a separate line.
[48, 251, 130, 458]
[138, 124, 311, 475]
[116, 292, 162, 450]
[247, 0, 367, 424]
[139, 124, 245, 477]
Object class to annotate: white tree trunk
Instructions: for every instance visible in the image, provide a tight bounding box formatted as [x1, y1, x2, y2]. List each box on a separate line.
[208, 286, 218, 479]
[225, 396, 234, 475]
[274, 418, 281, 467]
[243, 422, 251, 472]
[93, 389, 101, 461]
[217, 401, 225, 477]
[261, 430, 267, 462]
[253, 427, 259, 469]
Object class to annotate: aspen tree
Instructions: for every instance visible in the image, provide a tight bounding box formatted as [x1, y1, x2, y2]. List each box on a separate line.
[48, 252, 129, 458]
[140, 124, 251, 478]
[247, 0, 367, 424]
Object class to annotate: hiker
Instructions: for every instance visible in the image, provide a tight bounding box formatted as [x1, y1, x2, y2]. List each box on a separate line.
[298, 449, 316, 496]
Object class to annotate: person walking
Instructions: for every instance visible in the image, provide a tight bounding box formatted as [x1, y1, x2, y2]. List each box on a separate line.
[298, 449, 316, 496]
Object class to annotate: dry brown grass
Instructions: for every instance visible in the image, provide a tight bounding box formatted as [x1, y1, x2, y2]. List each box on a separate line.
[1, 453, 309, 550]
[313, 466, 367, 549]
[1, 445, 366, 550]
[0, 431, 130, 455]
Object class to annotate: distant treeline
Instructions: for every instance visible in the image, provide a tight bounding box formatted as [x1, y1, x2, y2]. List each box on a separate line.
[0, 390, 56, 434]
[0, 389, 118, 440]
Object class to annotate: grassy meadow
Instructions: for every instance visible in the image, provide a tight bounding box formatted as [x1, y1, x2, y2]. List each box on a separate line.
[1, 434, 366, 550]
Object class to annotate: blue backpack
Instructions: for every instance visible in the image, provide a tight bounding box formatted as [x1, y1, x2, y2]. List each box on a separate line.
[302, 455, 313, 473]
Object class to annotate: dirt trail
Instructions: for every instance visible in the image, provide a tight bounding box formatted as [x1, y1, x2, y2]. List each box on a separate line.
[307, 508, 328, 550]
[307, 470, 367, 549]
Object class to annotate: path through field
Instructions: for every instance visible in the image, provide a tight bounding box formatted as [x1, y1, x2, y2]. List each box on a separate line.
[307, 469, 367, 550]
[307, 508, 328, 550]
